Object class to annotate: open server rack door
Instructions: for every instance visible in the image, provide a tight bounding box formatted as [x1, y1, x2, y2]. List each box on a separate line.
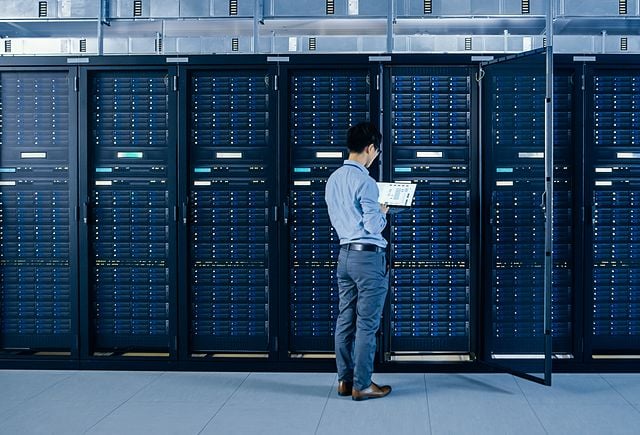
[385, 66, 474, 356]
[79, 66, 178, 356]
[587, 66, 640, 356]
[0, 67, 78, 357]
[483, 62, 575, 358]
[182, 66, 276, 354]
[285, 65, 375, 354]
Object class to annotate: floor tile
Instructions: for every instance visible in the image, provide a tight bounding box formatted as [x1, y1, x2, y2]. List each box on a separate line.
[86, 401, 218, 435]
[29, 371, 161, 406]
[0, 370, 75, 418]
[200, 372, 335, 435]
[427, 374, 545, 435]
[600, 374, 640, 407]
[317, 374, 429, 435]
[130, 371, 247, 404]
[528, 402, 640, 435]
[0, 396, 117, 435]
[516, 374, 627, 406]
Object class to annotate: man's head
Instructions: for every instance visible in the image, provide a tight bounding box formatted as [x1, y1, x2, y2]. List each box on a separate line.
[346, 122, 382, 168]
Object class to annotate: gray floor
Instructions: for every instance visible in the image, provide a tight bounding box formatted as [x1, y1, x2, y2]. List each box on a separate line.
[1, 371, 640, 435]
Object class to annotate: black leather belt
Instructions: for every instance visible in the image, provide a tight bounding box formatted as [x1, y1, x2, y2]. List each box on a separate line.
[343, 243, 386, 253]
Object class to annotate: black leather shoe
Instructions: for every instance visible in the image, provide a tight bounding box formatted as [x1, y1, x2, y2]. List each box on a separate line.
[337, 380, 353, 396]
[352, 382, 391, 401]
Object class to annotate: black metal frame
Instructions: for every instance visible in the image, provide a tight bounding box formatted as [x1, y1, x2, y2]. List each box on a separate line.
[0, 54, 639, 373]
[582, 55, 640, 362]
[176, 59, 279, 362]
[0, 63, 80, 363]
[78, 60, 179, 363]
[479, 49, 553, 383]
[277, 55, 380, 360]
[380, 59, 480, 362]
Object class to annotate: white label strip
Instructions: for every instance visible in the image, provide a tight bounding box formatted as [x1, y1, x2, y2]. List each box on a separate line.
[166, 57, 189, 63]
[194, 181, 211, 186]
[316, 152, 343, 158]
[519, 152, 544, 158]
[573, 56, 596, 62]
[595, 181, 613, 186]
[21, 152, 47, 159]
[67, 57, 90, 64]
[416, 151, 443, 158]
[95, 180, 112, 186]
[294, 181, 312, 186]
[472, 55, 494, 62]
[595, 167, 613, 173]
[617, 152, 640, 159]
[396, 181, 412, 184]
[216, 152, 243, 159]
[369, 55, 392, 62]
[496, 181, 514, 186]
[0, 181, 16, 186]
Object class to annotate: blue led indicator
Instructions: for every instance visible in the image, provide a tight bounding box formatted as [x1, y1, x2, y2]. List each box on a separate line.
[394, 167, 412, 173]
[294, 167, 312, 173]
[496, 168, 514, 173]
[95, 167, 113, 173]
[0, 168, 16, 173]
[194, 167, 212, 173]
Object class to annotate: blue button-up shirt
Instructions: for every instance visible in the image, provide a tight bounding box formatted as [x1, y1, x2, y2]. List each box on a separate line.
[325, 160, 387, 248]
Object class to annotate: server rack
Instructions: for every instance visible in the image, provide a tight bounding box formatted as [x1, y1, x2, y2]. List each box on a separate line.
[79, 66, 178, 357]
[283, 61, 377, 354]
[180, 65, 277, 355]
[384, 65, 475, 356]
[0, 67, 78, 357]
[483, 63, 575, 357]
[587, 65, 640, 356]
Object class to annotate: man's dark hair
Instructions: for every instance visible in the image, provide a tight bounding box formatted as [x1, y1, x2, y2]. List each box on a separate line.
[346, 122, 382, 154]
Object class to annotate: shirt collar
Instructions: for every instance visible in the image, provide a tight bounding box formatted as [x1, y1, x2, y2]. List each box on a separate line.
[343, 160, 368, 173]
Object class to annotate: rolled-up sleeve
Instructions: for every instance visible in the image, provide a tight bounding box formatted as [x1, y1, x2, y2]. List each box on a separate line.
[359, 179, 387, 235]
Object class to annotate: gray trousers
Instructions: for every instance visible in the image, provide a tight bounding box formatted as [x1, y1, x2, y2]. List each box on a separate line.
[334, 247, 389, 391]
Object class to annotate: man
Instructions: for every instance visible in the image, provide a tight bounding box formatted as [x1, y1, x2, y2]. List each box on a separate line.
[325, 122, 391, 401]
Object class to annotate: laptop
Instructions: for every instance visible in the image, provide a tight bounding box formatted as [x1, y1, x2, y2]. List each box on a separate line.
[376, 182, 417, 214]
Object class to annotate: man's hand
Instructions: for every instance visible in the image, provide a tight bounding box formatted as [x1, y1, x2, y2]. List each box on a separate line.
[380, 203, 389, 214]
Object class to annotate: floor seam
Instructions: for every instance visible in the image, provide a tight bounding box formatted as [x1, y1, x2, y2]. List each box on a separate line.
[81, 371, 165, 434]
[0, 371, 77, 420]
[22, 371, 77, 403]
[599, 374, 640, 417]
[424, 374, 433, 435]
[314, 374, 337, 435]
[196, 372, 251, 435]
[513, 375, 550, 435]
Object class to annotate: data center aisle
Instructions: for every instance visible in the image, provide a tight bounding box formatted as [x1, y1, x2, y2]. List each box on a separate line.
[1, 370, 640, 435]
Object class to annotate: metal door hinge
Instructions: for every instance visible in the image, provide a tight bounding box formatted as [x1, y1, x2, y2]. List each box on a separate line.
[376, 74, 380, 91]
[74, 76, 79, 92]
[274, 75, 279, 91]
[173, 76, 178, 92]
